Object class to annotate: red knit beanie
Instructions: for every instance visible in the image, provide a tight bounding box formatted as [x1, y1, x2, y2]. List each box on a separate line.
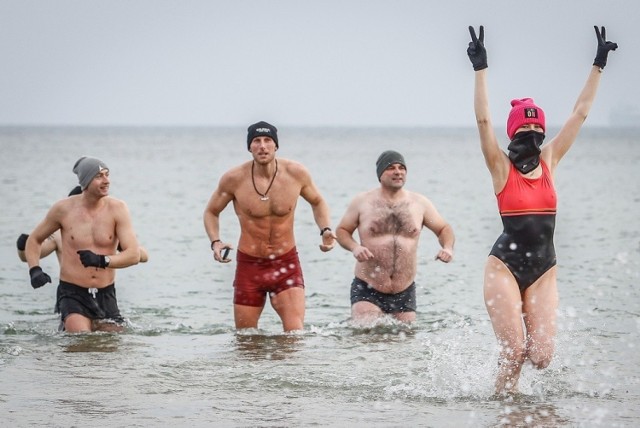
[506, 98, 545, 140]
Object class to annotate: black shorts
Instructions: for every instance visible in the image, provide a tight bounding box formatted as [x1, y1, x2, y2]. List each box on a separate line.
[55, 280, 125, 324]
[350, 277, 417, 313]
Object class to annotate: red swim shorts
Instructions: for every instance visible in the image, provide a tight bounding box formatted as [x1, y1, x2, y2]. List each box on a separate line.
[233, 247, 305, 307]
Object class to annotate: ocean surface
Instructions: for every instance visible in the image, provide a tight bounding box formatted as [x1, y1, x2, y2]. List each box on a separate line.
[1, 126, 639, 427]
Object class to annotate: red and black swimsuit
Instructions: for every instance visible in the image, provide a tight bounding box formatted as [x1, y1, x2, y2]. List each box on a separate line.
[489, 160, 557, 291]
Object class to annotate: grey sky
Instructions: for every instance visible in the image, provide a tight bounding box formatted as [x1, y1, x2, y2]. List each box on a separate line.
[0, 0, 637, 128]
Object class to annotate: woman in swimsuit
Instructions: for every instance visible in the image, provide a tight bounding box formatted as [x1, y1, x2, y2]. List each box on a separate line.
[467, 25, 618, 394]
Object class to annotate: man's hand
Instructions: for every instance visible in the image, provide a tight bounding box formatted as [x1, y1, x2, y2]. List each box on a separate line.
[352, 245, 374, 262]
[29, 266, 51, 289]
[77, 250, 107, 268]
[211, 240, 233, 263]
[435, 248, 454, 263]
[319, 230, 336, 252]
[593, 26, 618, 69]
[467, 25, 487, 71]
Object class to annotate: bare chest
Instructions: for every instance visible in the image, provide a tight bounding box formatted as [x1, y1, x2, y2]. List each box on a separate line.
[61, 206, 116, 250]
[361, 201, 421, 238]
[235, 178, 301, 218]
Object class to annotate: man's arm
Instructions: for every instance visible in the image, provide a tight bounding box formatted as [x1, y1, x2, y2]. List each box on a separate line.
[298, 165, 335, 252]
[422, 197, 455, 263]
[203, 174, 235, 262]
[17, 232, 58, 262]
[138, 246, 149, 263]
[25, 204, 64, 288]
[108, 200, 140, 269]
[25, 205, 63, 269]
[336, 194, 374, 262]
[116, 241, 148, 262]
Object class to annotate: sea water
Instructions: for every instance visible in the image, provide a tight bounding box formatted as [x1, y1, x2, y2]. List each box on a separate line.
[1, 126, 639, 426]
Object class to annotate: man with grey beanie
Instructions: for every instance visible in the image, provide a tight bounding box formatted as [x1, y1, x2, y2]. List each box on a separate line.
[336, 150, 455, 325]
[24, 156, 144, 332]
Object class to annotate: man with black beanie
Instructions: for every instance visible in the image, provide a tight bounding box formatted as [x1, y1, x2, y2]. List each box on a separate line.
[204, 121, 336, 332]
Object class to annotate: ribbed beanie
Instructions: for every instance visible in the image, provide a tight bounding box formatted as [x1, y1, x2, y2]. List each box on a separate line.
[507, 98, 545, 139]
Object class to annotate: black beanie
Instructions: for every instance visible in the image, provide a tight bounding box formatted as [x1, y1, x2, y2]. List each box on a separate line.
[247, 121, 278, 150]
[376, 150, 406, 181]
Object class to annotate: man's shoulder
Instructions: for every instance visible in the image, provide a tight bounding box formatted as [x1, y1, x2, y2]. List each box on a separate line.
[102, 196, 131, 212]
[403, 189, 432, 205]
[50, 196, 75, 213]
[279, 157, 306, 172]
[221, 161, 251, 180]
[349, 188, 379, 205]
[276, 158, 312, 182]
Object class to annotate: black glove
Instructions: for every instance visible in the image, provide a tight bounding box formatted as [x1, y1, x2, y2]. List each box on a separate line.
[467, 25, 487, 71]
[17, 233, 29, 251]
[77, 250, 107, 268]
[593, 26, 618, 69]
[29, 266, 51, 289]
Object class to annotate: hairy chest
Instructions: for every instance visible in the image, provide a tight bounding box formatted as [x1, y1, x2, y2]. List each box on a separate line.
[361, 201, 421, 238]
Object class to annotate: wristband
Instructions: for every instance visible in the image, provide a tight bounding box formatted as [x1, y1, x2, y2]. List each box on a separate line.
[211, 239, 221, 250]
[320, 227, 332, 236]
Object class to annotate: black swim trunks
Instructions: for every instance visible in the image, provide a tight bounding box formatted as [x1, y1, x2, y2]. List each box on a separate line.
[55, 280, 125, 324]
[350, 277, 417, 313]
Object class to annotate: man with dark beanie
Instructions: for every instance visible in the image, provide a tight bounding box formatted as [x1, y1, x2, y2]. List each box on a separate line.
[204, 121, 336, 332]
[24, 156, 144, 332]
[336, 150, 455, 325]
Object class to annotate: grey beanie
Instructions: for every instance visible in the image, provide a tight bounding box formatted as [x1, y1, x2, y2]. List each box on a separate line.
[376, 150, 406, 180]
[72, 156, 109, 190]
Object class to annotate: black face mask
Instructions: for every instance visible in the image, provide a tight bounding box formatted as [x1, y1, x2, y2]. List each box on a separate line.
[507, 130, 545, 174]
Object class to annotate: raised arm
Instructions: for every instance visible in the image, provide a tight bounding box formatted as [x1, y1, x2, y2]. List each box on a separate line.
[468, 25, 510, 189]
[544, 26, 618, 170]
